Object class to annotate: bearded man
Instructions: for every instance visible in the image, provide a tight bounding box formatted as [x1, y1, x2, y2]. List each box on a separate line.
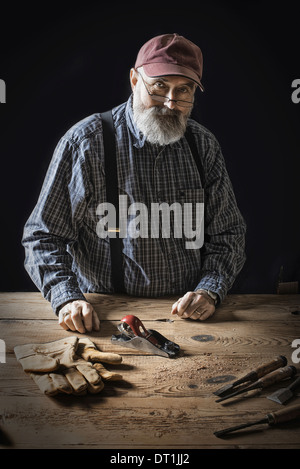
[22, 33, 246, 333]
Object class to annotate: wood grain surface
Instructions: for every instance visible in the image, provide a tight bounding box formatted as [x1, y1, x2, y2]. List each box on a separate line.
[0, 292, 300, 449]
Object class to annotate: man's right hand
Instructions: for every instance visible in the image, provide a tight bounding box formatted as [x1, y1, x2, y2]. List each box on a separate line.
[58, 300, 100, 334]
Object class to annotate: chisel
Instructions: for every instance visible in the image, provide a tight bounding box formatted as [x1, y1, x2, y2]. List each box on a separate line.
[213, 356, 287, 396]
[215, 365, 297, 403]
[267, 375, 300, 404]
[214, 403, 300, 437]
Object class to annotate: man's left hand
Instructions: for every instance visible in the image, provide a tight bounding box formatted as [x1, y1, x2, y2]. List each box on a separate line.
[171, 291, 215, 321]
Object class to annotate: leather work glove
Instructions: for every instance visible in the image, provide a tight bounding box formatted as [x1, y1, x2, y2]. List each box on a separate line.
[76, 337, 123, 381]
[14, 336, 122, 396]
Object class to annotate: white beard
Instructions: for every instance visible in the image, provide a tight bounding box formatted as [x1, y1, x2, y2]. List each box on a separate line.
[132, 87, 191, 146]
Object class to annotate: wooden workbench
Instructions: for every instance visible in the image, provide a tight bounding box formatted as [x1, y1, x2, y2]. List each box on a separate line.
[0, 292, 300, 452]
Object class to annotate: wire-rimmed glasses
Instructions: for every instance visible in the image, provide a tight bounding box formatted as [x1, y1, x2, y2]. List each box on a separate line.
[138, 72, 195, 108]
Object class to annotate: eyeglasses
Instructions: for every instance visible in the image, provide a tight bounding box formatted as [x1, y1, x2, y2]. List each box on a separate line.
[138, 71, 195, 108]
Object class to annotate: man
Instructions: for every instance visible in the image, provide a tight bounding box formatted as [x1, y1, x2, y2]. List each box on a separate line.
[22, 33, 246, 333]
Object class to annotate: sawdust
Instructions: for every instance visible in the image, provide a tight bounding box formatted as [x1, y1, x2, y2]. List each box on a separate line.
[151, 353, 251, 387]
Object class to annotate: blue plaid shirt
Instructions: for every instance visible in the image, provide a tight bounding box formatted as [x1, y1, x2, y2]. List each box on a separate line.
[22, 95, 246, 313]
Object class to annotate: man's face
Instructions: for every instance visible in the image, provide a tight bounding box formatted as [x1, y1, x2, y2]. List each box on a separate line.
[131, 68, 196, 146]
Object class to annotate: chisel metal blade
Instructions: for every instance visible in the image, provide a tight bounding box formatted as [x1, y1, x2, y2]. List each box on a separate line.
[267, 375, 300, 405]
[214, 418, 268, 437]
[213, 381, 247, 397]
[267, 389, 293, 404]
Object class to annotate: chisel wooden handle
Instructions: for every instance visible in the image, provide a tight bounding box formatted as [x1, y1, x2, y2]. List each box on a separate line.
[258, 365, 297, 388]
[288, 375, 300, 392]
[268, 403, 300, 425]
[253, 355, 287, 379]
[213, 356, 288, 396]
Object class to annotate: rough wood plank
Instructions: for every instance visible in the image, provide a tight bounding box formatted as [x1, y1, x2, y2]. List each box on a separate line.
[1, 317, 298, 360]
[1, 394, 300, 449]
[2, 353, 300, 403]
[0, 293, 300, 449]
[1, 292, 300, 321]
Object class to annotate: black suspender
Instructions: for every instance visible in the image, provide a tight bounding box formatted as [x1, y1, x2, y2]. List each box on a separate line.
[184, 126, 206, 188]
[101, 110, 125, 293]
[101, 110, 205, 293]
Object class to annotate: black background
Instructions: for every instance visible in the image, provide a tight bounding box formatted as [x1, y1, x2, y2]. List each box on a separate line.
[1, 0, 299, 295]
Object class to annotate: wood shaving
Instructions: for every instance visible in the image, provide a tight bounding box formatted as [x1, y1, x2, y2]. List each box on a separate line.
[151, 353, 251, 387]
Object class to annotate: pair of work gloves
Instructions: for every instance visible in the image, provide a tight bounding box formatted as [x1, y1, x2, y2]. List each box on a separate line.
[14, 336, 122, 396]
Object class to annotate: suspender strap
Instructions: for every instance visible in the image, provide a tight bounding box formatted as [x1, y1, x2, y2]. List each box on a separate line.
[101, 110, 125, 293]
[185, 126, 205, 188]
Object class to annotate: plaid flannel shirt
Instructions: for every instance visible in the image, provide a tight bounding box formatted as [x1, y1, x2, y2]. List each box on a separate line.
[22, 95, 246, 313]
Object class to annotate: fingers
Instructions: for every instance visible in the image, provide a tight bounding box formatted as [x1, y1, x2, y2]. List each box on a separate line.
[172, 293, 193, 317]
[92, 309, 101, 331]
[171, 291, 215, 321]
[171, 292, 196, 318]
[58, 300, 100, 333]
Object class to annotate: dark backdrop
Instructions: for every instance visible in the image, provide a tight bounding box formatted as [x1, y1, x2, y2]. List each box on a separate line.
[1, 0, 299, 294]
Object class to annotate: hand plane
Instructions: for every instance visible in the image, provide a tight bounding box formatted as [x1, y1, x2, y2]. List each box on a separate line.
[111, 315, 180, 358]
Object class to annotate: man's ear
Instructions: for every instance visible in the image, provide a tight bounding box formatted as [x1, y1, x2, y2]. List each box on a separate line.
[130, 68, 138, 91]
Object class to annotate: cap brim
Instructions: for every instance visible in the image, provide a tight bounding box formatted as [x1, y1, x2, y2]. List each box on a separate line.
[143, 63, 204, 91]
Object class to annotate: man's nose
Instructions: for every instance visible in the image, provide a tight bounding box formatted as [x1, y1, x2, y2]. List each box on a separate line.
[164, 98, 177, 110]
[164, 90, 178, 109]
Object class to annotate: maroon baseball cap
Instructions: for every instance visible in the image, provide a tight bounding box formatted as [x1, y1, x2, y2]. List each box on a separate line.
[135, 33, 204, 91]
